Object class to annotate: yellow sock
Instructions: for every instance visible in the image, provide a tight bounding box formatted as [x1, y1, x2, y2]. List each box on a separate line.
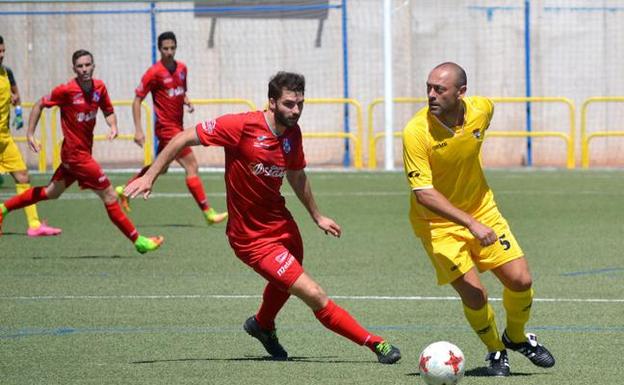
[503, 287, 534, 343]
[463, 303, 505, 352]
[16, 183, 41, 229]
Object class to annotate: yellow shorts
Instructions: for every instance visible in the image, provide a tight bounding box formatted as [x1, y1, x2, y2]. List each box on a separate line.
[0, 137, 27, 173]
[417, 208, 524, 285]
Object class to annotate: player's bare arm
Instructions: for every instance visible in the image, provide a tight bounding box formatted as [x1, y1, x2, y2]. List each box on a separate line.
[184, 95, 194, 113]
[286, 169, 341, 238]
[413, 188, 496, 246]
[26, 99, 44, 152]
[10, 84, 20, 105]
[104, 112, 119, 140]
[131, 96, 145, 147]
[124, 126, 199, 199]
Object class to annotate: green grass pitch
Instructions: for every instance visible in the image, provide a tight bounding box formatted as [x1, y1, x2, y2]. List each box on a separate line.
[1, 170, 623, 384]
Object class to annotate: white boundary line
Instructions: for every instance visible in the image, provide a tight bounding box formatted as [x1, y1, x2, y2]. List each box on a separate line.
[1, 294, 622, 303]
[0, 189, 619, 200]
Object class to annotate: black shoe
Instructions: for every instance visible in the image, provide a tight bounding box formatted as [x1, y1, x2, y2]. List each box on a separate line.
[373, 341, 402, 364]
[503, 331, 555, 368]
[485, 350, 510, 376]
[243, 316, 288, 360]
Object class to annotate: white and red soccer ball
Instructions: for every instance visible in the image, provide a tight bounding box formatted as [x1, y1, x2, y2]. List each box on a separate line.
[418, 341, 465, 385]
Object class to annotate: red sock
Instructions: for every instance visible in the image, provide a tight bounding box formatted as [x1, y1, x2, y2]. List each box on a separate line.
[4, 187, 48, 212]
[255, 283, 291, 330]
[126, 165, 151, 186]
[314, 300, 383, 349]
[185, 176, 209, 211]
[105, 201, 139, 242]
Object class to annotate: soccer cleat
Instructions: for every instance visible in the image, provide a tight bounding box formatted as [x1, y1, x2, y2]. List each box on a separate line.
[243, 316, 288, 360]
[27, 221, 62, 237]
[204, 207, 228, 225]
[503, 331, 555, 368]
[134, 235, 164, 254]
[485, 350, 510, 376]
[115, 185, 131, 212]
[373, 341, 402, 364]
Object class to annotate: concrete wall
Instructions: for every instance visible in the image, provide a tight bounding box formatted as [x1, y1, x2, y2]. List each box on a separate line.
[1, 0, 623, 169]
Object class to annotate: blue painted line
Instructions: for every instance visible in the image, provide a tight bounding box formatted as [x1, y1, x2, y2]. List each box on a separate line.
[166, 5, 341, 14]
[466, 6, 521, 21]
[0, 4, 340, 17]
[561, 267, 624, 277]
[544, 6, 624, 13]
[0, 9, 150, 16]
[3, 323, 623, 340]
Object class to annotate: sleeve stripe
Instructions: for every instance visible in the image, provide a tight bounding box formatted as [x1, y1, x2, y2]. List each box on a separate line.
[412, 185, 433, 191]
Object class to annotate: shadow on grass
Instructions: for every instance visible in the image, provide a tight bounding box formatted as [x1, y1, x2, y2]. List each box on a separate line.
[132, 355, 374, 365]
[139, 223, 204, 229]
[32, 255, 128, 259]
[405, 367, 539, 377]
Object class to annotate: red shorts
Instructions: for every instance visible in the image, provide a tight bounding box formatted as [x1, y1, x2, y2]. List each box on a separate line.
[157, 127, 192, 159]
[230, 226, 305, 291]
[52, 158, 111, 190]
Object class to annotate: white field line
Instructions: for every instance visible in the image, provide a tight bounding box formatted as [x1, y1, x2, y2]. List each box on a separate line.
[0, 190, 620, 200]
[1, 294, 622, 303]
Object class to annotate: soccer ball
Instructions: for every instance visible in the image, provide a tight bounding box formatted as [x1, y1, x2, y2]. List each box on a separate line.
[418, 341, 465, 385]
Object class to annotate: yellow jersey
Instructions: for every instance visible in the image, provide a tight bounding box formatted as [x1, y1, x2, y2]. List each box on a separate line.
[0, 65, 16, 138]
[402, 96, 497, 236]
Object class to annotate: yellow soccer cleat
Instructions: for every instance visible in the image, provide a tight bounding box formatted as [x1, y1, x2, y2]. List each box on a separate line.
[205, 207, 228, 225]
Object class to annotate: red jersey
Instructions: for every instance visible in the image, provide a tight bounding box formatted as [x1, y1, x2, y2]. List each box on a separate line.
[135, 60, 188, 138]
[41, 78, 114, 163]
[195, 111, 306, 244]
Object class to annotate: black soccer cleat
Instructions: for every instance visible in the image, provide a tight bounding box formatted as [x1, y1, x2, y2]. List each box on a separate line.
[243, 316, 288, 360]
[485, 350, 511, 376]
[373, 341, 402, 364]
[503, 331, 555, 368]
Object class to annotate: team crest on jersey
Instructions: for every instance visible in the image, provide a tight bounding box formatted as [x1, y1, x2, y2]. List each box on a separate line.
[253, 135, 270, 149]
[92, 91, 101, 103]
[472, 129, 482, 140]
[200, 119, 216, 135]
[282, 138, 291, 154]
[179, 72, 185, 80]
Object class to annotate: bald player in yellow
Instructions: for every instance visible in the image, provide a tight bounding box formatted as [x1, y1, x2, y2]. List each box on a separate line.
[0, 35, 61, 237]
[402, 62, 555, 377]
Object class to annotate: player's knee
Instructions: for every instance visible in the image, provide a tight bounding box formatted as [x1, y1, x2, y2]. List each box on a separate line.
[462, 287, 488, 310]
[300, 283, 328, 309]
[507, 275, 532, 292]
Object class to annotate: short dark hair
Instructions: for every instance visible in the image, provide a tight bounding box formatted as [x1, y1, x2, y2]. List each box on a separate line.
[158, 31, 177, 49]
[268, 72, 305, 100]
[72, 49, 93, 65]
[0, 35, 4, 44]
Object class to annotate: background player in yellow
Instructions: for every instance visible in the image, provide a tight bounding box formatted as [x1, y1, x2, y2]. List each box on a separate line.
[402, 62, 555, 376]
[0, 35, 61, 237]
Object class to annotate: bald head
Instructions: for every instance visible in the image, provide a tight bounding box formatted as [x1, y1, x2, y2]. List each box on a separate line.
[430, 62, 467, 88]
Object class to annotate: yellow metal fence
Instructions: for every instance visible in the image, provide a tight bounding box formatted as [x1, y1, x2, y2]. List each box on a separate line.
[580, 97, 624, 168]
[368, 96, 576, 169]
[51, 100, 154, 170]
[16, 95, 624, 171]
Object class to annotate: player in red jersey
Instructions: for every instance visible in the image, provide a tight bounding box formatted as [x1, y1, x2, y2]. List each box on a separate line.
[0, 50, 163, 254]
[125, 72, 401, 364]
[116, 31, 227, 225]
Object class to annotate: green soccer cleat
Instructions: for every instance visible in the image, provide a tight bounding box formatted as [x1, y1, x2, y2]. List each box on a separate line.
[115, 185, 131, 213]
[204, 207, 228, 225]
[373, 341, 402, 364]
[134, 235, 164, 254]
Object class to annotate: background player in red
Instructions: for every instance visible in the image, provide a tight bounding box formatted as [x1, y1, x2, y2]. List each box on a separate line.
[0, 49, 163, 254]
[125, 72, 402, 364]
[116, 31, 227, 225]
